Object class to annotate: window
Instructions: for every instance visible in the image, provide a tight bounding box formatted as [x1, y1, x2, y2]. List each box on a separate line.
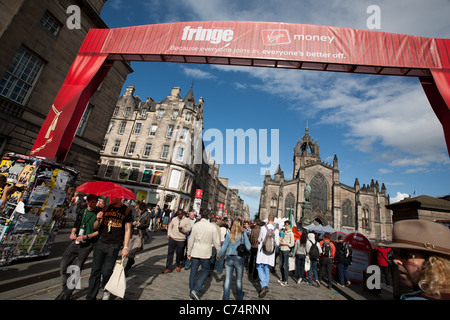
[176, 147, 184, 162]
[118, 121, 126, 134]
[310, 174, 328, 212]
[362, 206, 371, 230]
[172, 110, 179, 120]
[149, 124, 157, 136]
[133, 123, 142, 135]
[181, 175, 192, 192]
[141, 166, 164, 185]
[342, 199, 354, 227]
[185, 111, 192, 121]
[76, 105, 90, 136]
[119, 162, 130, 180]
[270, 195, 277, 216]
[0, 47, 44, 104]
[141, 166, 153, 183]
[143, 144, 152, 157]
[76, 104, 92, 136]
[180, 127, 189, 140]
[141, 109, 147, 118]
[124, 107, 131, 117]
[40, 11, 62, 36]
[161, 145, 169, 159]
[112, 140, 121, 153]
[113, 107, 119, 116]
[101, 139, 107, 152]
[104, 160, 114, 178]
[284, 193, 295, 218]
[166, 125, 174, 138]
[107, 121, 114, 133]
[128, 164, 140, 182]
[127, 142, 136, 155]
[157, 109, 165, 119]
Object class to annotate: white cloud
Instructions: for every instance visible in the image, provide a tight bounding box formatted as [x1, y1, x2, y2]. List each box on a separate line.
[181, 66, 217, 80]
[229, 183, 262, 199]
[391, 192, 410, 203]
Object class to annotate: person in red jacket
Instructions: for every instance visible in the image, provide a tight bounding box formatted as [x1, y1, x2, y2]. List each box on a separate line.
[319, 232, 336, 289]
[375, 246, 392, 286]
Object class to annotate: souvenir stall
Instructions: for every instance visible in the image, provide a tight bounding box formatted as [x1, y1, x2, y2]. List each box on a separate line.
[0, 153, 79, 265]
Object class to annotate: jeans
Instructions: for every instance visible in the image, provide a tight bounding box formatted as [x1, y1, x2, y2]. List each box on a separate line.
[295, 254, 306, 280]
[279, 250, 290, 282]
[337, 262, 350, 285]
[189, 257, 210, 296]
[256, 263, 270, 288]
[86, 241, 121, 300]
[215, 255, 225, 274]
[308, 259, 319, 284]
[60, 241, 93, 296]
[223, 255, 245, 300]
[166, 237, 185, 269]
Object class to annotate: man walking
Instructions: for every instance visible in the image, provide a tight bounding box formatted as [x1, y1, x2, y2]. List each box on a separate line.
[56, 194, 99, 300]
[319, 232, 336, 289]
[86, 197, 132, 300]
[256, 215, 279, 298]
[186, 210, 221, 300]
[279, 220, 294, 286]
[163, 209, 191, 273]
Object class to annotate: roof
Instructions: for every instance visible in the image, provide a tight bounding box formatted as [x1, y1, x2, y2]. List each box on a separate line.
[386, 195, 450, 212]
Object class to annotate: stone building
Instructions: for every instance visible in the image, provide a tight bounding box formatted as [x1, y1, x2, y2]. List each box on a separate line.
[96, 85, 201, 211]
[386, 195, 450, 224]
[0, 0, 132, 182]
[96, 85, 246, 216]
[258, 124, 393, 241]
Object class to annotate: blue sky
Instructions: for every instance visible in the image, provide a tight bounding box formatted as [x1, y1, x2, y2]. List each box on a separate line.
[99, 0, 450, 217]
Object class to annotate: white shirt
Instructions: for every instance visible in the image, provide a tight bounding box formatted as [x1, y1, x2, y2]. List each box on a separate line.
[256, 223, 280, 267]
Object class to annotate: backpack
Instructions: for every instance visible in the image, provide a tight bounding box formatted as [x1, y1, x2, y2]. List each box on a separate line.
[322, 241, 332, 258]
[308, 240, 319, 260]
[261, 225, 276, 254]
[342, 242, 352, 258]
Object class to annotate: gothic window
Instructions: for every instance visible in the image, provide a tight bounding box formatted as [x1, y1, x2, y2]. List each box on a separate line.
[284, 193, 295, 218]
[270, 194, 277, 216]
[342, 199, 354, 227]
[362, 205, 371, 230]
[310, 174, 327, 212]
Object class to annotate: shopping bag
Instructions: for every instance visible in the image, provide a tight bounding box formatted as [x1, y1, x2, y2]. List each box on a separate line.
[288, 256, 296, 271]
[305, 256, 310, 271]
[104, 260, 126, 298]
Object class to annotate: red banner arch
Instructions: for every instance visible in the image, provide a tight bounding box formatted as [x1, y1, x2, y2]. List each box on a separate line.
[30, 21, 450, 161]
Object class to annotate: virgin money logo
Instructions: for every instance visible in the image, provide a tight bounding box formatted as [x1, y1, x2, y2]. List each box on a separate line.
[261, 29, 291, 46]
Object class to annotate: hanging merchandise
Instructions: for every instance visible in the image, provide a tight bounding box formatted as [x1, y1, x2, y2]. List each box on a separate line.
[0, 153, 79, 265]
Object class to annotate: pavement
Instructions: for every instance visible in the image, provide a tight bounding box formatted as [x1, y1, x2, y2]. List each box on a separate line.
[0, 225, 394, 302]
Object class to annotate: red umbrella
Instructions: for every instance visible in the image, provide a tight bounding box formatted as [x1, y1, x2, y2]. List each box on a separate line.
[76, 181, 136, 200]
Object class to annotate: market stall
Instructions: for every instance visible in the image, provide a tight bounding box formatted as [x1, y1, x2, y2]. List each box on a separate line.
[0, 153, 79, 265]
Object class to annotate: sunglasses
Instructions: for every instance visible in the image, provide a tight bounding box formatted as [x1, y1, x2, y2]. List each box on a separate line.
[391, 249, 427, 261]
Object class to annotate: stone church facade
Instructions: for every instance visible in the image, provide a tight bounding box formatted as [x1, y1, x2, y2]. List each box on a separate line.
[258, 125, 393, 241]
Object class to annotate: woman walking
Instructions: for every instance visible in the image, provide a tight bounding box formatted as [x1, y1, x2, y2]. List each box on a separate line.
[217, 220, 251, 300]
[293, 231, 308, 284]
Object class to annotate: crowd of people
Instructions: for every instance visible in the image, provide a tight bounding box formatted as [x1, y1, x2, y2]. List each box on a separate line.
[56, 195, 450, 300]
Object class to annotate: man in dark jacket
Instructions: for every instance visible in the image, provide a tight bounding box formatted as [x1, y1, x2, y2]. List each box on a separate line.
[334, 235, 352, 287]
